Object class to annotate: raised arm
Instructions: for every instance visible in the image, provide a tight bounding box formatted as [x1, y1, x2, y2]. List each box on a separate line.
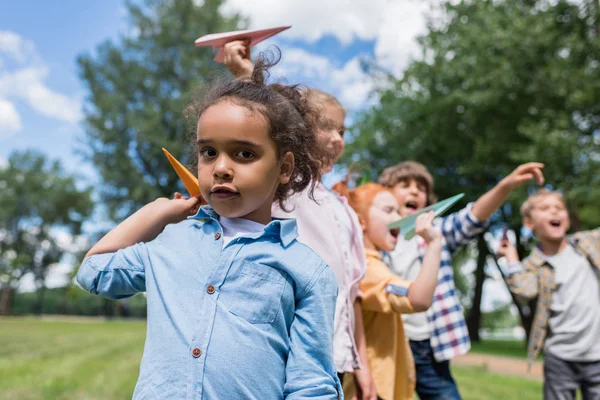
[85, 195, 201, 258]
[441, 162, 544, 255]
[471, 162, 544, 222]
[77, 195, 201, 300]
[407, 212, 442, 311]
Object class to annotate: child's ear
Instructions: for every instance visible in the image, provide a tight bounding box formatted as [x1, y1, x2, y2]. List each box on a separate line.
[279, 152, 295, 184]
[523, 217, 534, 231]
[358, 214, 367, 233]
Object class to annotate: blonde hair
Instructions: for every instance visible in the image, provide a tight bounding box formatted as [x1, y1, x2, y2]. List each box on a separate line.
[520, 189, 566, 219]
[378, 161, 437, 205]
[302, 89, 344, 114]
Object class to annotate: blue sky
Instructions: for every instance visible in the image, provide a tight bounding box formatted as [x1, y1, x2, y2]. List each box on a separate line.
[1, 0, 430, 176]
[0, 1, 379, 177]
[0, 1, 124, 176]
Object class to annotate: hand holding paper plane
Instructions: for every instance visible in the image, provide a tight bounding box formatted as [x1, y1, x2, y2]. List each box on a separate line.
[387, 194, 465, 240]
[195, 26, 291, 62]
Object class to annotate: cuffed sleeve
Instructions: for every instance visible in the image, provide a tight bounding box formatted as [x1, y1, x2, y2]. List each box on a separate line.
[76, 243, 148, 300]
[504, 262, 539, 300]
[440, 203, 489, 256]
[360, 258, 414, 314]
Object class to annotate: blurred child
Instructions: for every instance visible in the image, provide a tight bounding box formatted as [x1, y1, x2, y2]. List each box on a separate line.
[334, 182, 442, 400]
[77, 54, 341, 399]
[498, 189, 600, 400]
[378, 161, 545, 399]
[223, 41, 377, 398]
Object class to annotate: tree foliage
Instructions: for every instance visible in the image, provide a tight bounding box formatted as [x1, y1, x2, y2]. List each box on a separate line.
[78, 0, 245, 221]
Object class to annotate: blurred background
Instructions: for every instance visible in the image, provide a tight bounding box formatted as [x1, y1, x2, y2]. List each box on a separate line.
[1, 0, 599, 398]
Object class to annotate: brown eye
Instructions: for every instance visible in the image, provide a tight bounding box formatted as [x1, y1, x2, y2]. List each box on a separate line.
[200, 148, 217, 157]
[236, 150, 255, 160]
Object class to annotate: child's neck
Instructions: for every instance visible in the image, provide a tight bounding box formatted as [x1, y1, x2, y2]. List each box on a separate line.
[539, 237, 568, 256]
[363, 236, 380, 252]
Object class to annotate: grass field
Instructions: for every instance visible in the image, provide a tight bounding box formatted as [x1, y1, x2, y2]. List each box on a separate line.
[470, 339, 530, 359]
[0, 317, 542, 400]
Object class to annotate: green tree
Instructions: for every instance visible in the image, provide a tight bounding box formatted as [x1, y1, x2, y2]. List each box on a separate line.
[348, 0, 600, 341]
[0, 151, 94, 315]
[78, 0, 245, 221]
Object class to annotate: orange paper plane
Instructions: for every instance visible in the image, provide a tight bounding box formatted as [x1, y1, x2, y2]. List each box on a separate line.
[195, 26, 291, 62]
[162, 148, 201, 198]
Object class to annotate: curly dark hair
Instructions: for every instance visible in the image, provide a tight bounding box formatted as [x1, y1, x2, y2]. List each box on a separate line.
[186, 48, 322, 210]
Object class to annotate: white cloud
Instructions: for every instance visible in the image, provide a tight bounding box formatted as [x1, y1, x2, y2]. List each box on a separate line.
[223, 0, 433, 108]
[374, 1, 432, 74]
[0, 67, 82, 123]
[0, 31, 38, 63]
[223, 0, 429, 72]
[0, 98, 22, 138]
[0, 31, 82, 135]
[223, 0, 416, 45]
[271, 47, 374, 110]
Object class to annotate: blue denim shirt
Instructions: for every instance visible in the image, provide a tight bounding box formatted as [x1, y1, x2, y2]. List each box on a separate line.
[77, 206, 341, 399]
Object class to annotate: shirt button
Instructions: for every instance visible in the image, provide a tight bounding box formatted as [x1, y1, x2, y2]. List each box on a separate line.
[192, 348, 202, 358]
[206, 285, 215, 294]
[214, 232, 221, 240]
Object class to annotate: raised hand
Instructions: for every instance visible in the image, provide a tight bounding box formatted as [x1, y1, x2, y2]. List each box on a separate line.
[415, 211, 440, 244]
[223, 40, 254, 78]
[497, 238, 520, 263]
[155, 193, 203, 225]
[499, 162, 545, 191]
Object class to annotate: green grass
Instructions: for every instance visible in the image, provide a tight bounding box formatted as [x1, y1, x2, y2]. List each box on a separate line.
[0, 317, 542, 399]
[0, 317, 145, 400]
[470, 339, 530, 359]
[452, 365, 541, 400]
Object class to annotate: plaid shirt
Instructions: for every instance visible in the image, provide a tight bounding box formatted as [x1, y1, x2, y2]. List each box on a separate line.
[505, 228, 600, 367]
[387, 204, 488, 362]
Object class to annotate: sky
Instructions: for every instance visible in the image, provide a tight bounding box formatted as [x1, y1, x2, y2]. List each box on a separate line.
[0, 0, 515, 312]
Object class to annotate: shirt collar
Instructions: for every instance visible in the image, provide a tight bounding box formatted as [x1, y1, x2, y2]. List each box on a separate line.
[528, 236, 578, 268]
[364, 247, 382, 260]
[189, 205, 298, 247]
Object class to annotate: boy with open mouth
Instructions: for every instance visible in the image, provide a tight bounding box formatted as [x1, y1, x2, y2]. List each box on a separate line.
[498, 189, 600, 400]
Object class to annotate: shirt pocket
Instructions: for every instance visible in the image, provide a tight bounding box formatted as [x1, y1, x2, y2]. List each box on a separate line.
[228, 261, 287, 324]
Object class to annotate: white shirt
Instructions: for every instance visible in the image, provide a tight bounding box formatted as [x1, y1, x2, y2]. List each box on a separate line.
[543, 244, 600, 361]
[220, 216, 266, 247]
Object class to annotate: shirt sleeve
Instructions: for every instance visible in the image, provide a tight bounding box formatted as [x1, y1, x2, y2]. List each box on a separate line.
[284, 263, 341, 399]
[76, 242, 148, 300]
[504, 261, 539, 300]
[439, 202, 488, 256]
[360, 259, 414, 314]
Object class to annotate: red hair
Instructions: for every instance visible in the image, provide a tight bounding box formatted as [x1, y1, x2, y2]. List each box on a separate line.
[332, 181, 390, 223]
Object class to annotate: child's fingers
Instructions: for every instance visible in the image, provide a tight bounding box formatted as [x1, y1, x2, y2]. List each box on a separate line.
[533, 168, 545, 185]
[516, 162, 544, 174]
[516, 173, 534, 183]
[224, 40, 246, 50]
[187, 195, 202, 206]
[420, 211, 435, 226]
[225, 42, 248, 58]
[173, 192, 181, 199]
[186, 195, 203, 214]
